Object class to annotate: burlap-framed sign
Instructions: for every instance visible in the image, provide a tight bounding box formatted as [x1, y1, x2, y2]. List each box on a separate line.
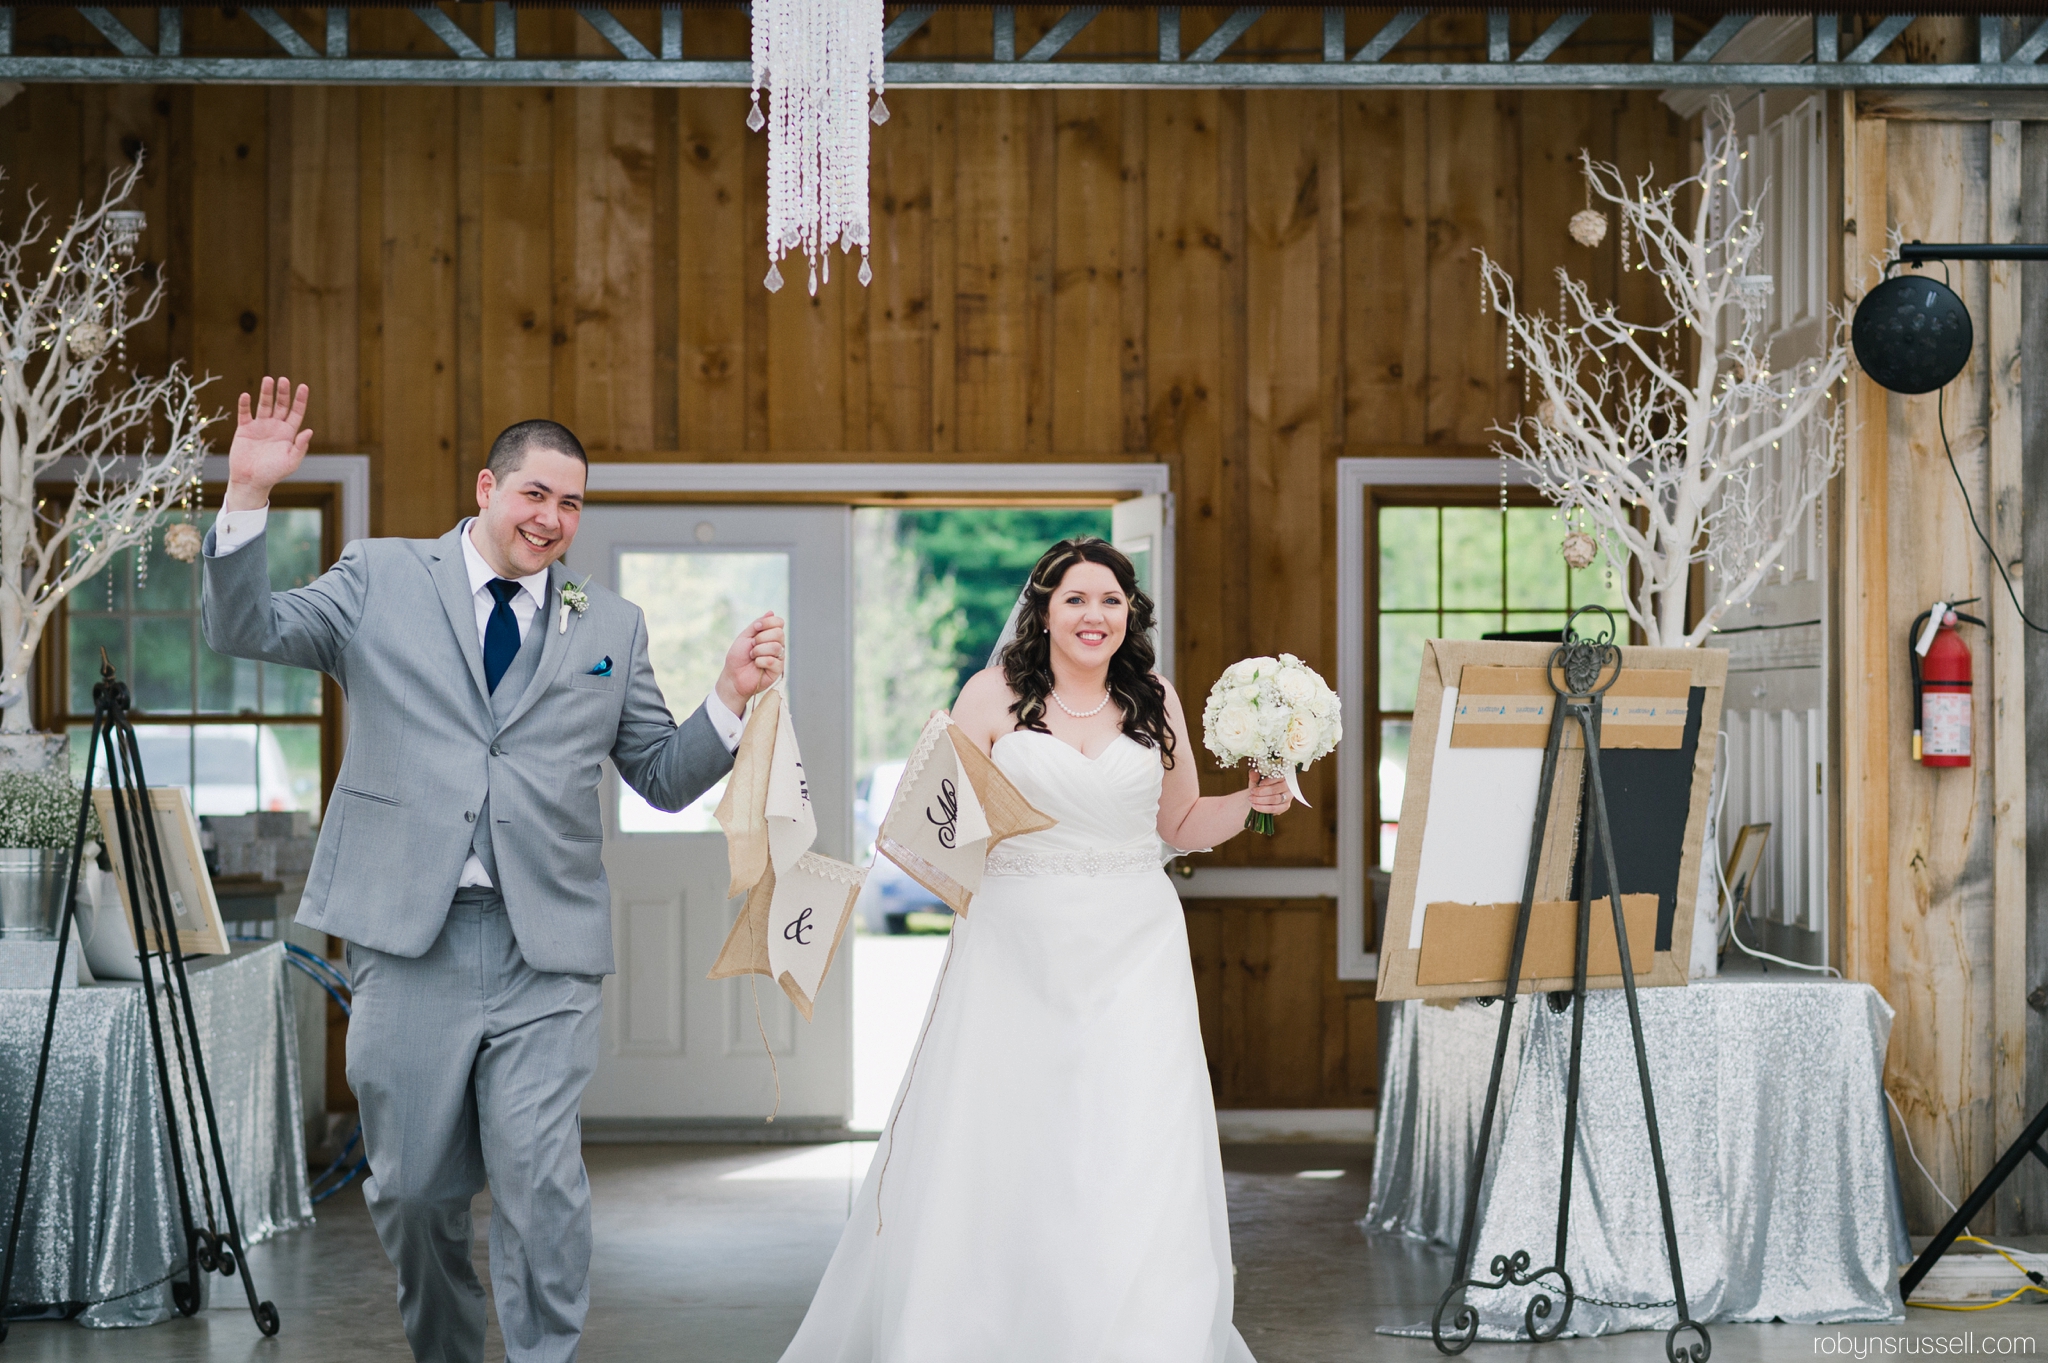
[1374, 639, 1727, 1002]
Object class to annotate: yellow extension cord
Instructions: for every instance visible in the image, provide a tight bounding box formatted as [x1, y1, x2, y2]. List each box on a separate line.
[1910, 1236, 2048, 1312]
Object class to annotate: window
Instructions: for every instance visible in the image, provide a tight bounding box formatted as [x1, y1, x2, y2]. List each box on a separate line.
[1372, 498, 1626, 868]
[58, 502, 333, 818]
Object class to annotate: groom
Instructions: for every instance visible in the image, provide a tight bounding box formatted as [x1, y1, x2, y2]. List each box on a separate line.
[201, 376, 782, 1363]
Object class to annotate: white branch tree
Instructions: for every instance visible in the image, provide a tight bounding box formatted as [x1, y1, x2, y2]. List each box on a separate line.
[0, 158, 214, 728]
[1478, 101, 1849, 648]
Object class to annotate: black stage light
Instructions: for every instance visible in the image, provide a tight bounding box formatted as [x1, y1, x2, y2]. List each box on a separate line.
[1851, 273, 1973, 396]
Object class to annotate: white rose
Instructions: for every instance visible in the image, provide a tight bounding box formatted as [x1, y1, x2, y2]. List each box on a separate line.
[1284, 715, 1320, 761]
[1232, 683, 1262, 707]
[1209, 704, 1258, 758]
[1275, 669, 1314, 706]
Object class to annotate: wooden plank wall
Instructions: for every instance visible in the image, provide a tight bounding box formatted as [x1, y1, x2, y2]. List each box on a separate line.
[0, 9, 1686, 1109]
[1841, 104, 2032, 1232]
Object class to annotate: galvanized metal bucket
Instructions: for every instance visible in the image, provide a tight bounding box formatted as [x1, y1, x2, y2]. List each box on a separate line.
[0, 849, 74, 940]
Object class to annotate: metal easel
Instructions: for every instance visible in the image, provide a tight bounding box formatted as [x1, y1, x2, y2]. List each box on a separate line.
[1429, 607, 1708, 1363]
[0, 657, 278, 1342]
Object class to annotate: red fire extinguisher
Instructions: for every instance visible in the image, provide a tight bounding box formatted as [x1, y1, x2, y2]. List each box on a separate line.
[1910, 601, 1984, 767]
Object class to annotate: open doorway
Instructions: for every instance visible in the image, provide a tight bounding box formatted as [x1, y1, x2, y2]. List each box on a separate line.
[848, 506, 1112, 1130]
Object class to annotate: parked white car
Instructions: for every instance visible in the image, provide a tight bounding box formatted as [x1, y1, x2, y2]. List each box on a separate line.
[853, 759, 947, 932]
[122, 726, 299, 816]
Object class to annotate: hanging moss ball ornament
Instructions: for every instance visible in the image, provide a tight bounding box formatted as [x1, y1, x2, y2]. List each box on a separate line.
[1568, 209, 1608, 249]
[1561, 530, 1598, 570]
[163, 522, 202, 563]
[67, 321, 111, 360]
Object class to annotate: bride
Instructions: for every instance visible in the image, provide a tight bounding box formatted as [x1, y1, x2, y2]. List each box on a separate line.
[778, 537, 1291, 1363]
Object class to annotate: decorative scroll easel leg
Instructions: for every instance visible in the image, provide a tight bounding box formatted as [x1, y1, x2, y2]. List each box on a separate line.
[1582, 735, 1710, 1363]
[1521, 703, 1610, 1346]
[0, 706, 111, 1344]
[96, 691, 209, 1319]
[113, 714, 279, 1336]
[1432, 706, 1572, 1355]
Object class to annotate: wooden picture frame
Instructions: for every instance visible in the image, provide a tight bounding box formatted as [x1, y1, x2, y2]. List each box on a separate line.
[1375, 639, 1727, 1002]
[92, 786, 230, 957]
[1721, 822, 1772, 920]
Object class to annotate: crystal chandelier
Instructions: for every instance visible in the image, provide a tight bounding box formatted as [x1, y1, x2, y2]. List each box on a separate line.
[748, 0, 887, 295]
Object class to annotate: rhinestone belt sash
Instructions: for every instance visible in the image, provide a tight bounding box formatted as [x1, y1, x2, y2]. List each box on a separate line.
[983, 847, 1162, 878]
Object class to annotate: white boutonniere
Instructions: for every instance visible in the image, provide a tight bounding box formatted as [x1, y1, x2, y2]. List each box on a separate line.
[558, 577, 592, 634]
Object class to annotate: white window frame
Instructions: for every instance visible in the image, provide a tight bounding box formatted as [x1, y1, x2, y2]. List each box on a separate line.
[1335, 457, 1538, 980]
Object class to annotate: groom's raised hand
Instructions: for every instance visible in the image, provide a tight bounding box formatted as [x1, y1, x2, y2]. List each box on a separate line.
[714, 612, 786, 716]
[224, 375, 314, 512]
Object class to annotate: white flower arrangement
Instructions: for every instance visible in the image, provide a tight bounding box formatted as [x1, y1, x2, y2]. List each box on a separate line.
[1201, 654, 1341, 835]
[0, 770, 98, 850]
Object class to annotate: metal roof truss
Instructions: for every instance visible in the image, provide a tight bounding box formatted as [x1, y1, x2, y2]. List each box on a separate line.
[3, 5, 2042, 88]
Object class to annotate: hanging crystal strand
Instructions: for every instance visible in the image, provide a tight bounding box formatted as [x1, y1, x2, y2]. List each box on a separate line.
[137, 527, 149, 591]
[750, 0, 883, 294]
[1498, 453, 1509, 516]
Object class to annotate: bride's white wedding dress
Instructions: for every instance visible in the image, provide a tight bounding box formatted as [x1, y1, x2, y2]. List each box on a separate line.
[778, 729, 1257, 1363]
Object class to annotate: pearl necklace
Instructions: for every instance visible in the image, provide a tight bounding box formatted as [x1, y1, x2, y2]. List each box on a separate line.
[1051, 688, 1112, 719]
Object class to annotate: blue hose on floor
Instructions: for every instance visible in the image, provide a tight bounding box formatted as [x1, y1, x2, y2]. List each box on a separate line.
[281, 943, 369, 1204]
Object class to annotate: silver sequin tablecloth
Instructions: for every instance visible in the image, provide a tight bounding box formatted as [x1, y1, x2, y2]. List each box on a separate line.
[1367, 978, 1909, 1337]
[0, 942, 313, 1327]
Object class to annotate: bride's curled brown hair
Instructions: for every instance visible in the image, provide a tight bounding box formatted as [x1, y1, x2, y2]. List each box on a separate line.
[998, 538, 1175, 769]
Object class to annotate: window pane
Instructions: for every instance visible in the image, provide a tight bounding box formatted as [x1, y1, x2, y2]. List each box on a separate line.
[262, 724, 323, 816]
[198, 648, 258, 715]
[1378, 614, 1432, 712]
[1440, 508, 1504, 610]
[260, 661, 323, 716]
[131, 618, 194, 713]
[616, 550, 791, 833]
[1379, 718, 1411, 870]
[1570, 558, 1629, 615]
[1506, 508, 1567, 610]
[132, 538, 196, 613]
[1504, 611, 1570, 641]
[1377, 508, 1437, 610]
[72, 553, 127, 615]
[1440, 611, 1503, 641]
[69, 616, 125, 714]
[267, 510, 325, 591]
[122, 725, 194, 790]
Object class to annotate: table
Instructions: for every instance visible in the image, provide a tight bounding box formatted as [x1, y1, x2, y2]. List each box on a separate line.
[0, 942, 313, 1327]
[1366, 978, 1910, 1338]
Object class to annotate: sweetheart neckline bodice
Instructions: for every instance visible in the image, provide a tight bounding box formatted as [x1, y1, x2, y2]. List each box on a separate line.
[988, 728, 1163, 859]
[993, 729, 1135, 764]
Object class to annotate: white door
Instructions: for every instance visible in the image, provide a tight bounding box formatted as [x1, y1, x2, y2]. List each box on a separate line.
[1112, 492, 1174, 681]
[568, 505, 854, 1123]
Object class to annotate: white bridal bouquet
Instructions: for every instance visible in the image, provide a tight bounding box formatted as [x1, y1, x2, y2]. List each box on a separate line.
[1201, 654, 1342, 836]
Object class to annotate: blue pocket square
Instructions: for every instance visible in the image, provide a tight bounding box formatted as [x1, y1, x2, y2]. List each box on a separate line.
[587, 657, 613, 677]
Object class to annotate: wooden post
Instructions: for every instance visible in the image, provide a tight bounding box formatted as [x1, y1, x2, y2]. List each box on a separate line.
[1988, 119, 2030, 1221]
[2023, 122, 2048, 1233]
[1839, 99, 1892, 1000]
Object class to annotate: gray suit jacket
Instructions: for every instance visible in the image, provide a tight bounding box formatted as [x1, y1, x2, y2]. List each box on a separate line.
[200, 522, 734, 975]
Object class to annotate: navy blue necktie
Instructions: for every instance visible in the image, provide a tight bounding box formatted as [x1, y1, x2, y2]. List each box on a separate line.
[483, 579, 522, 693]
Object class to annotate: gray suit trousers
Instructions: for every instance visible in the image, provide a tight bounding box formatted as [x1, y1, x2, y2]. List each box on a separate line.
[346, 888, 602, 1363]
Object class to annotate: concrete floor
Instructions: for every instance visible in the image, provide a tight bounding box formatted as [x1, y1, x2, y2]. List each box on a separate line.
[6, 1141, 2045, 1361]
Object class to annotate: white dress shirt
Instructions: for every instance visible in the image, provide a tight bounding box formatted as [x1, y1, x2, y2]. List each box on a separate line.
[210, 508, 749, 887]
